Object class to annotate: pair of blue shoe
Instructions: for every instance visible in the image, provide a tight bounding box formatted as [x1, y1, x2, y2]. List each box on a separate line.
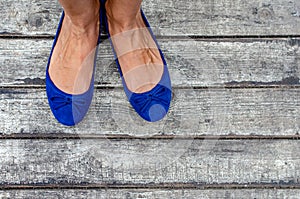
[46, 3, 172, 126]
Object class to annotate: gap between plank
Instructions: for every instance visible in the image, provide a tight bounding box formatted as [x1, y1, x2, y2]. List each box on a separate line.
[0, 183, 300, 190]
[0, 34, 300, 41]
[1, 85, 300, 90]
[0, 134, 299, 140]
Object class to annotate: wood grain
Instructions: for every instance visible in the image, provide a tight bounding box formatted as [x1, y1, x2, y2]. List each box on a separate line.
[1, 0, 300, 195]
[0, 0, 300, 36]
[0, 139, 299, 185]
[1, 189, 300, 199]
[0, 38, 300, 87]
[0, 88, 299, 136]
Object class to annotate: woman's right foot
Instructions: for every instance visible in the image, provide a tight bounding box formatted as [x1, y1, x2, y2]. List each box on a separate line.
[49, 1, 100, 94]
[105, 1, 164, 93]
[104, 1, 172, 122]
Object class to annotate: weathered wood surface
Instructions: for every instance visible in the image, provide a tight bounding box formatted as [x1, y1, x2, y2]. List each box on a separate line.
[0, 88, 299, 136]
[0, 38, 300, 87]
[1, 0, 300, 196]
[0, 139, 299, 184]
[0, 0, 300, 36]
[1, 189, 300, 199]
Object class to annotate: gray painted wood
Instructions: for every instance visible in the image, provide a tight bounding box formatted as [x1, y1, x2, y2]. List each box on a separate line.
[0, 88, 299, 136]
[1, 0, 300, 195]
[0, 0, 300, 36]
[0, 38, 300, 87]
[1, 189, 300, 199]
[0, 139, 299, 184]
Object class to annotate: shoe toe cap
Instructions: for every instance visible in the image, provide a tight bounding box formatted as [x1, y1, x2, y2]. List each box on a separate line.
[130, 86, 172, 122]
[51, 105, 76, 126]
[47, 92, 91, 126]
[147, 103, 168, 122]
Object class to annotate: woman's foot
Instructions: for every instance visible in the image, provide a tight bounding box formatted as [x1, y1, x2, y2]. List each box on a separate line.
[105, 1, 164, 93]
[49, 1, 100, 94]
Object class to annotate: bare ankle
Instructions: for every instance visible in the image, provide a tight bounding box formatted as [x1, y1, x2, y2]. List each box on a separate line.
[105, 1, 143, 33]
[65, 1, 100, 30]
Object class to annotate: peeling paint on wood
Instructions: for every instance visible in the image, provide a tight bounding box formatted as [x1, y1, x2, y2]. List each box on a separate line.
[0, 39, 300, 87]
[0, 0, 300, 36]
[1, 189, 300, 198]
[0, 139, 299, 185]
[0, 88, 299, 136]
[0, 0, 299, 195]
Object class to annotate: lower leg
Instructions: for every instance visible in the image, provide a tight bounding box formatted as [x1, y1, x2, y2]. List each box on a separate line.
[105, 0, 143, 33]
[59, 0, 100, 28]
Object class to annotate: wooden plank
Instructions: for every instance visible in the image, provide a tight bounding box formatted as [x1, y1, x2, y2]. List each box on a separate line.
[0, 139, 299, 184]
[1, 0, 300, 36]
[1, 38, 300, 87]
[1, 189, 300, 198]
[0, 88, 299, 136]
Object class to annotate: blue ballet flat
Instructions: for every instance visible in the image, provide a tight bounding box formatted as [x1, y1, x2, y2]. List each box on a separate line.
[46, 11, 101, 126]
[102, 5, 172, 122]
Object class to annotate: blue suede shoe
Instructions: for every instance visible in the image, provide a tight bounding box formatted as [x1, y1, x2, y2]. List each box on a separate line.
[46, 11, 101, 126]
[102, 6, 172, 122]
